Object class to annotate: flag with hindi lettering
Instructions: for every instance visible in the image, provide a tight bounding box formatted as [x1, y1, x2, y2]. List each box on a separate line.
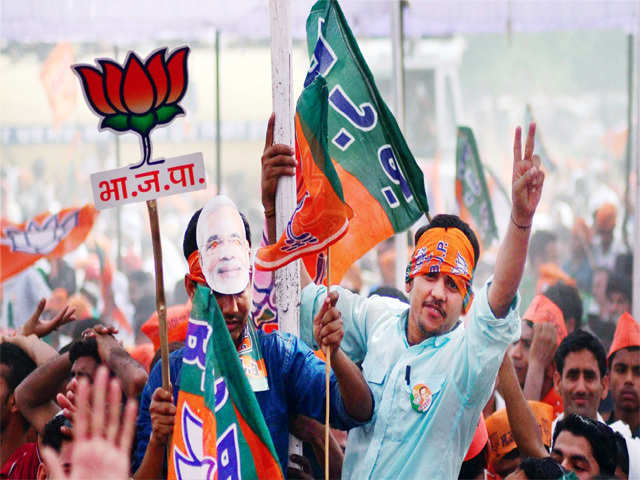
[168, 284, 283, 480]
[255, 76, 352, 272]
[455, 127, 498, 248]
[0, 205, 98, 283]
[299, 0, 429, 284]
[525, 104, 556, 172]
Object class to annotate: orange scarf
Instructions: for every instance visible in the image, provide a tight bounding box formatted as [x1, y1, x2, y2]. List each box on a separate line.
[406, 227, 475, 313]
[185, 250, 207, 285]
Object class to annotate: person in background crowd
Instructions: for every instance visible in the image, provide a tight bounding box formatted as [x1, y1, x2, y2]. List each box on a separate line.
[551, 413, 617, 479]
[543, 283, 583, 334]
[46, 259, 76, 297]
[606, 312, 640, 437]
[562, 218, 593, 294]
[588, 272, 632, 351]
[519, 230, 558, 310]
[590, 202, 626, 271]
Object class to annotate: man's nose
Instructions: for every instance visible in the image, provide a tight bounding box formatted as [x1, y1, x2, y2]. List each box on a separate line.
[220, 295, 239, 315]
[430, 277, 446, 300]
[511, 342, 523, 360]
[574, 375, 587, 393]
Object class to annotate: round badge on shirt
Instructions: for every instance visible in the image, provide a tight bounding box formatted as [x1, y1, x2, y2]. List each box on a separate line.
[410, 383, 432, 413]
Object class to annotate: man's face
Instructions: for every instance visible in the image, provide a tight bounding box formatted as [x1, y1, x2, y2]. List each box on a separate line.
[509, 320, 533, 387]
[198, 205, 250, 295]
[66, 356, 98, 395]
[606, 292, 631, 321]
[597, 228, 614, 248]
[554, 349, 608, 419]
[610, 348, 640, 415]
[592, 270, 609, 309]
[213, 287, 251, 346]
[551, 430, 600, 479]
[406, 272, 463, 345]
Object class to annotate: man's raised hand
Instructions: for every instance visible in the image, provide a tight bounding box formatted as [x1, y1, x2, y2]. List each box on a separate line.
[512, 123, 545, 227]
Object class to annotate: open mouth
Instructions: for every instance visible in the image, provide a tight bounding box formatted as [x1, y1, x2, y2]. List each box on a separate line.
[424, 303, 445, 319]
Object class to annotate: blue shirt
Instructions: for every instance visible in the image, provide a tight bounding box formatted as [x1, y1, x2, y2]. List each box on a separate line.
[132, 330, 362, 476]
[300, 281, 520, 479]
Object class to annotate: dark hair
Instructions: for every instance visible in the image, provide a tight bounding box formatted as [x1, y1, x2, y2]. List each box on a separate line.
[518, 457, 565, 479]
[368, 286, 409, 304]
[149, 342, 185, 373]
[606, 273, 632, 304]
[529, 230, 557, 264]
[414, 214, 480, 268]
[0, 342, 37, 392]
[552, 414, 617, 476]
[70, 318, 103, 340]
[543, 283, 583, 328]
[614, 431, 629, 477]
[68, 337, 101, 366]
[182, 207, 252, 261]
[609, 345, 640, 368]
[554, 329, 607, 377]
[613, 253, 633, 280]
[42, 414, 72, 452]
[457, 445, 487, 479]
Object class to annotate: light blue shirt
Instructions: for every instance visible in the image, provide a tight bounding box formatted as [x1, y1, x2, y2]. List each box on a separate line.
[300, 281, 520, 479]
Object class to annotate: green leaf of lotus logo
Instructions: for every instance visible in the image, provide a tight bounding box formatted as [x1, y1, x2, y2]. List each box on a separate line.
[73, 47, 189, 168]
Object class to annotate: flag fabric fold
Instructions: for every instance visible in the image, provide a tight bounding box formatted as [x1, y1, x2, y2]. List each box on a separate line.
[168, 284, 282, 480]
[455, 126, 499, 249]
[255, 76, 351, 272]
[299, 0, 429, 284]
[0, 204, 98, 283]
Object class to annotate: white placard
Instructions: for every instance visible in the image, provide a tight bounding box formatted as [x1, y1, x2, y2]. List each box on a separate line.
[90, 153, 206, 210]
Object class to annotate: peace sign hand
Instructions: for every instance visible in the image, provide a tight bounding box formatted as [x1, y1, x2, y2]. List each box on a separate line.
[512, 123, 545, 226]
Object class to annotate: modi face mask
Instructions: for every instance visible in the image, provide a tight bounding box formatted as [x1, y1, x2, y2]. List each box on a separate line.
[196, 196, 251, 295]
[406, 227, 475, 314]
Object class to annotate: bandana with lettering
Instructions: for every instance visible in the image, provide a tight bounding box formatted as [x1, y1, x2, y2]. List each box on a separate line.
[185, 250, 206, 285]
[406, 227, 475, 314]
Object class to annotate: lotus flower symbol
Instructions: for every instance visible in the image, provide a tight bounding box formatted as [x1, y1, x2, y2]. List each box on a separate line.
[73, 47, 189, 168]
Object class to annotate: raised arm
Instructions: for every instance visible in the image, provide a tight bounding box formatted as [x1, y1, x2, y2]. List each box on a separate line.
[497, 354, 548, 458]
[489, 124, 545, 317]
[523, 322, 557, 400]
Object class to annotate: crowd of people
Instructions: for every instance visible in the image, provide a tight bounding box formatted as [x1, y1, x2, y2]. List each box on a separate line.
[0, 119, 638, 480]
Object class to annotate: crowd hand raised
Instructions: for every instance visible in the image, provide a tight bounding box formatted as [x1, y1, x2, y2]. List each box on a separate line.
[81, 325, 120, 359]
[261, 113, 296, 210]
[512, 123, 545, 226]
[149, 386, 176, 446]
[41, 366, 137, 480]
[529, 322, 558, 367]
[56, 390, 76, 430]
[21, 299, 76, 338]
[313, 290, 344, 356]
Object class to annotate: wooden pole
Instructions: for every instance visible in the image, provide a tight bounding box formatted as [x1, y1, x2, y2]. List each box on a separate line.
[324, 248, 331, 480]
[146, 199, 170, 389]
[269, 0, 302, 459]
[633, 29, 640, 321]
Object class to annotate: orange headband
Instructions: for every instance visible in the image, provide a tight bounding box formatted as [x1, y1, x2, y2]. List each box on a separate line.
[406, 227, 475, 313]
[186, 250, 207, 285]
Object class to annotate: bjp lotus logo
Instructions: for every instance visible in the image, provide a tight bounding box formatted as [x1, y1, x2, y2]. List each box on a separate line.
[73, 46, 189, 168]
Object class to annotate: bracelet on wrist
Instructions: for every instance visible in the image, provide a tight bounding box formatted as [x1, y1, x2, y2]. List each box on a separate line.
[264, 206, 276, 218]
[510, 214, 531, 230]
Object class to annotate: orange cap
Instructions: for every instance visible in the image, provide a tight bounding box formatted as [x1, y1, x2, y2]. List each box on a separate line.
[127, 343, 155, 373]
[523, 294, 568, 344]
[464, 414, 488, 461]
[486, 401, 553, 471]
[608, 312, 640, 359]
[536, 263, 576, 294]
[141, 301, 192, 350]
[595, 202, 617, 232]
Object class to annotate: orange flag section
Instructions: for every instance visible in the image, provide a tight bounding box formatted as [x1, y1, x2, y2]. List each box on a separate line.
[1, 205, 98, 282]
[255, 113, 351, 272]
[304, 161, 395, 285]
[233, 405, 283, 480]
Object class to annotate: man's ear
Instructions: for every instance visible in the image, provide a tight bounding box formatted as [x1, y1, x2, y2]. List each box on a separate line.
[184, 276, 196, 299]
[601, 374, 610, 400]
[36, 462, 48, 480]
[8, 393, 18, 414]
[405, 279, 413, 294]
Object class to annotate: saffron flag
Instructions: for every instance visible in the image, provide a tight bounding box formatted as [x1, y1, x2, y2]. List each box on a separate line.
[255, 76, 352, 272]
[300, 0, 429, 284]
[455, 127, 498, 248]
[168, 284, 282, 480]
[252, 229, 279, 334]
[525, 104, 556, 172]
[0, 205, 98, 283]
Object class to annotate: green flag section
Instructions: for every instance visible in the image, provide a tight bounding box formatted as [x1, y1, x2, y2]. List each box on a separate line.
[525, 104, 556, 172]
[455, 127, 498, 248]
[301, 0, 429, 284]
[168, 284, 283, 480]
[255, 76, 352, 272]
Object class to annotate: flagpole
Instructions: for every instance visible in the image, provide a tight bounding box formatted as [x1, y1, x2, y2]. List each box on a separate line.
[391, 0, 408, 291]
[269, 0, 303, 459]
[324, 247, 331, 480]
[633, 28, 640, 321]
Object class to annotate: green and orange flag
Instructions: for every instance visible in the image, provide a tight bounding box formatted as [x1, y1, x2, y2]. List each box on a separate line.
[455, 126, 498, 248]
[168, 284, 282, 480]
[255, 76, 352, 271]
[291, 0, 429, 284]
